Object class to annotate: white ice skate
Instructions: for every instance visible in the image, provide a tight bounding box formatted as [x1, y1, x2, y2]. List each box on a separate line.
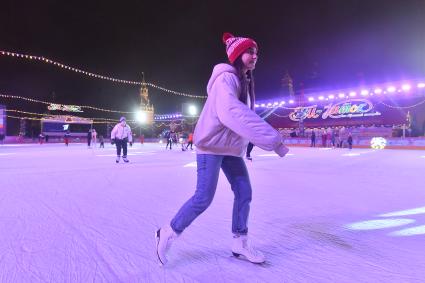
[116, 156, 120, 163]
[122, 157, 129, 163]
[231, 235, 265, 264]
[155, 225, 178, 265]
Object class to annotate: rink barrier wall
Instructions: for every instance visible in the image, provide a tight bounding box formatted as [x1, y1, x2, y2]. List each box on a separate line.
[283, 137, 425, 150]
[2, 136, 425, 150]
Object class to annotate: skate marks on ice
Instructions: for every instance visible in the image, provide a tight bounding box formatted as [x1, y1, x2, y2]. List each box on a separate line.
[252, 217, 424, 283]
[0, 190, 188, 282]
[345, 205, 425, 236]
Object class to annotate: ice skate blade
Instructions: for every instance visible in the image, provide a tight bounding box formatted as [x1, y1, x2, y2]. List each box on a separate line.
[231, 252, 266, 264]
[155, 229, 166, 266]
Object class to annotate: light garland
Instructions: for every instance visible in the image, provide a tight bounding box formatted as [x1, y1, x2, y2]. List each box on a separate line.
[377, 98, 425, 109]
[270, 112, 290, 118]
[6, 110, 123, 124]
[0, 50, 206, 99]
[0, 93, 135, 113]
[5, 109, 199, 128]
[255, 81, 425, 109]
[6, 109, 122, 121]
[5, 114, 133, 124]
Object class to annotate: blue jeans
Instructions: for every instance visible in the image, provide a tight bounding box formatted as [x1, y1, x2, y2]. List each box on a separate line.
[171, 154, 252, 235]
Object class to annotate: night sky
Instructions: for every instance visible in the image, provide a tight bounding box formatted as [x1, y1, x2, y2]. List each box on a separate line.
[1, 0, 424, 118]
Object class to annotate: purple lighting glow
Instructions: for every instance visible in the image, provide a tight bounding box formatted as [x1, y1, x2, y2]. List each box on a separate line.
[401, 84, 411, 91]
[387, 86, 396, 93]
[254, 79, 425, 108]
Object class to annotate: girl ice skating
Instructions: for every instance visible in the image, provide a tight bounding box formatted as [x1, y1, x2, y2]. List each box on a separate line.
[155, 32, 289, 265]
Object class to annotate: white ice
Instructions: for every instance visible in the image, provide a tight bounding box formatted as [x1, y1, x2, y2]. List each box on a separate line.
[0, 143, 424, 282]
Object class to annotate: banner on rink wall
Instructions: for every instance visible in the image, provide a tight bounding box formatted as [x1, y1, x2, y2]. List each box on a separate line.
[264, 96, 425, 129]
[288, 99, 381, 121]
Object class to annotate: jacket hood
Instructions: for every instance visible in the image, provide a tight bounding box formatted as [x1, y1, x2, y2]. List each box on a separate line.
[207, 63, 238, 95]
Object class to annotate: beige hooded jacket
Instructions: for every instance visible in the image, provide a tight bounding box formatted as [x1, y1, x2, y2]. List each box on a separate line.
[194, 63, 288, 157]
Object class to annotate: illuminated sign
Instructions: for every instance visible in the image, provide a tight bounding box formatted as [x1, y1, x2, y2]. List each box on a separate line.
[47, 104, 83, 112]
[289, 99, 381, 121]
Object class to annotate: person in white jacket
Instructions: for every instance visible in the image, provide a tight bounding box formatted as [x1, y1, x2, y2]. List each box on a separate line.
[156, 32, 289, 265]
[111, 116, 132, 163]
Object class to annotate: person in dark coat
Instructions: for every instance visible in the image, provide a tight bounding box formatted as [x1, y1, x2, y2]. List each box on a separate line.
[87, 129, 92, 148]
[347, 132, 353, 150]
[310, 130, 316, 147]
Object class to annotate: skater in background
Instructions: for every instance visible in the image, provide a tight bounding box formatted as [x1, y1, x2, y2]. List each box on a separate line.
[87, 129, 92, 148]
[310, 129, 316, 147]
[111, 117, 133, 163]
[99, 135, 104, 148]
[321, 129, 327, 147]
[339, 126, 346, 148]
[180, 132, 188, 151]
[165, 130, 173, 150]
[156, 32, 289, 265]
[186, 132, 194, 150]
[246, 142, 254, 161]
[335, 128, 341, 148]
[64, 130, 71, 146]
[347, 132, 353, 150]
[171, 132, 178, 147]
[38, 133, 44, 144]
[91, 129, 97, 148]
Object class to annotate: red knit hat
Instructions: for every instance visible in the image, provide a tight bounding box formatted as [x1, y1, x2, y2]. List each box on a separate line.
[222, 32, 258, 64]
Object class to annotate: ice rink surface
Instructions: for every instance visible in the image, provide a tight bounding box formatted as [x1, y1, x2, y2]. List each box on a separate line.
[0, 142, 424, 282]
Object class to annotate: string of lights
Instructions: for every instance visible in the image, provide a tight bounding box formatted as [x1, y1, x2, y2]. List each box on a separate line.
[255, 81, 425, 108]
[5, 109, 199, 129]
[271, 112, 290, 118]
[377, 98, 425, 109]
[5, 108, 199, 126]
[5, 114, 133, 124]
[256, 102, 299, 110]
[0, 50, 206, 99]
[6, 109, 123, 122]
[0, 93, 136, 113]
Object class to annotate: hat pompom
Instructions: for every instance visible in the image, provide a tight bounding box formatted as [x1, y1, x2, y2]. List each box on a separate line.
[222, 32, 234, 43]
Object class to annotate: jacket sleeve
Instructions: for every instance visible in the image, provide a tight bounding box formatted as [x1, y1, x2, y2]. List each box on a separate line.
[111, 125, 117, 140]
[215, 72, 288, 155]
[127, 126, 133, 142]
